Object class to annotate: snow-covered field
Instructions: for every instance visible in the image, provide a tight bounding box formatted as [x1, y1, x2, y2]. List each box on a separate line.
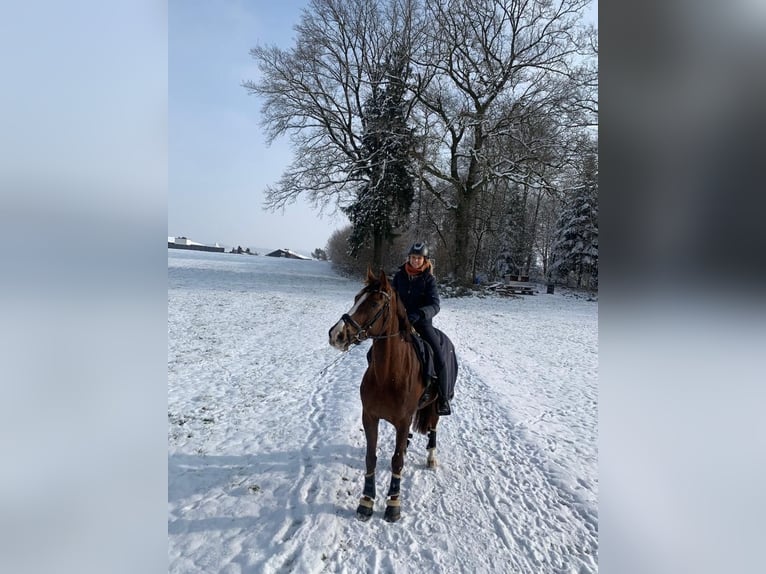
[168, 250, 598, 573]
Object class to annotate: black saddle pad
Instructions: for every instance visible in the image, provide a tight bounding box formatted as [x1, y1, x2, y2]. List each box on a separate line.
[426, 329, 457, 400]
[410, 334, 435, 380]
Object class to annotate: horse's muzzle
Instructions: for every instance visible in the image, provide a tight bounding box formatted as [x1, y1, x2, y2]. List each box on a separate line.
[328, 319, 351, 351]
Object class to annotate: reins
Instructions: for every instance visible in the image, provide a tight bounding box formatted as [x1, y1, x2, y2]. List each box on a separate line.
[367, 330, 407, 341]
[318, 346, 353, 376]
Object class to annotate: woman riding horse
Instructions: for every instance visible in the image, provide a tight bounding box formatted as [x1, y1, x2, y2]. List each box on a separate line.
[328, 268, 456, 522]
[392, 242, 451, 415]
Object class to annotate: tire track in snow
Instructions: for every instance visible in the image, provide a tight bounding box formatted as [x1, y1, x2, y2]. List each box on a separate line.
[414, 361, 598, 573]
[308, 358, 598, 574]
[173, 285, 596, 573]
[254, 345, 366, 574]
[310, 358, 597, 574]
[256, 352, 332, 573]
[170, 256, 598, 573]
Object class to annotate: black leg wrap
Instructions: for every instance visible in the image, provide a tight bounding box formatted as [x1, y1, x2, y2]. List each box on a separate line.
[363, 473, 376, 499]
[427, 430, 437, 450]
[387, 474, 401, 497]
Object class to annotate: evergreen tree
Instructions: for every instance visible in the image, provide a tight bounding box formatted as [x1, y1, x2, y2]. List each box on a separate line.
[550, 151, 598, 289]
[311, 248, 328, 261]
[495, 183, 540, 279]
[343, 51, 415, 269]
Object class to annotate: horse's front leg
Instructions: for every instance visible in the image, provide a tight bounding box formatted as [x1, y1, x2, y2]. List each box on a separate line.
[384, 424, 410, 522]
[357, 410, 378, 521]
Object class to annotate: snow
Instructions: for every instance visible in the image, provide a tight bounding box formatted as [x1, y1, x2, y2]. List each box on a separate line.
[168, 249, 598, 573]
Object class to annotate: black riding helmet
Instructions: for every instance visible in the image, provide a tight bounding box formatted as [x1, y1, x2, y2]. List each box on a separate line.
[408, 242, 429, 258]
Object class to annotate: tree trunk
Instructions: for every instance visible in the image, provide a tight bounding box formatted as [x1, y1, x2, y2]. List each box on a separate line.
[471, 228, 486, 285]
[372, 228, 384, 272]
[452, 118, 485, 285]
[525, 191, 542, 275]
[452, 190, 473, 284]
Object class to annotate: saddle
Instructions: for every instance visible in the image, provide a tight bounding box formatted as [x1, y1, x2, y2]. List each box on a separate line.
[409, 332, 437, 383]
[364, 328, 456, 400]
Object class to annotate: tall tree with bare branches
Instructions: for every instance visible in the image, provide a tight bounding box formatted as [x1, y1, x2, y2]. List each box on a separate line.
[245, 0, 596, 282]
[244, 0, 422, 269]
[410, 0, 595, 283]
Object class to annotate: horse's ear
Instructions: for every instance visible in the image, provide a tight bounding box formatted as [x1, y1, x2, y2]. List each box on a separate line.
[378, 269, 389, 287]
[366, 266, 376, 283]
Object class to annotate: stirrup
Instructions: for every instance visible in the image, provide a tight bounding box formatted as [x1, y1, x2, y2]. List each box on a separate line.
[437, 399, 451, 416]
[418, 390, 433, 408]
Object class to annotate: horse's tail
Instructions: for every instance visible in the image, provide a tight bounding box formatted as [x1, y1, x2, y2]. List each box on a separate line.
[413, 401, 437, 435]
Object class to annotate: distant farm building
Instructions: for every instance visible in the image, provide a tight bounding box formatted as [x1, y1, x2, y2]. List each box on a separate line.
[229, 246, 256, 255]
[168, 236, 224, 253]
[265, 248, 311, 260]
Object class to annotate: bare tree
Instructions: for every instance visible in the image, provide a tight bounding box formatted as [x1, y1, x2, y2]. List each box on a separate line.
[409, 0, 594, 283]
[244, 0, 596, 284]
[244, 0, 423, 270]
[535, 191, 561, 279]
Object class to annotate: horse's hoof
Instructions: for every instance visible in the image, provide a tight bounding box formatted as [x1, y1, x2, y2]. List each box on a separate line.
[384, 505, 401, 522]
[356, 504, 374, 521]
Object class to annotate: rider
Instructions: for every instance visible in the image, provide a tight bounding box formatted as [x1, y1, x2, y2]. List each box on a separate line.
[392, 242, 450, 415]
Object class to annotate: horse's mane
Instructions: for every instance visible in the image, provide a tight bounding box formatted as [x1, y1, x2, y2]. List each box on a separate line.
[392, 291, 414, 343]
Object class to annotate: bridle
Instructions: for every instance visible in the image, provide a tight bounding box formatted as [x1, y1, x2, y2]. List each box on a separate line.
[341, 289, 400, 343]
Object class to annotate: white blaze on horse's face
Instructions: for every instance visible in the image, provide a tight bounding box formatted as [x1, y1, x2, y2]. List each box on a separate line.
[328, 291, 370, 351]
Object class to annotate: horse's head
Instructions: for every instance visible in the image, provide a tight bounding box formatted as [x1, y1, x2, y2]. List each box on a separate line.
[328, 268, 397, 351]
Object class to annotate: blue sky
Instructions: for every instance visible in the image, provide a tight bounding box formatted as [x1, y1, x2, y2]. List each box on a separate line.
[168, 0, 597, 255]
[169, 0, 346, 254]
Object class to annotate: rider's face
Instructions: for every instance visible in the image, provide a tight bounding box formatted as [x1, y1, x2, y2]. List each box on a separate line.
[408, 255, 425, 269]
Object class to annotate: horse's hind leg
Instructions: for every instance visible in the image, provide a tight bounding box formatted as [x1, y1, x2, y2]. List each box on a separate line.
[357, 411, 378, 521]
[426, 427, 438, 468]
[384, 424, 409, 522]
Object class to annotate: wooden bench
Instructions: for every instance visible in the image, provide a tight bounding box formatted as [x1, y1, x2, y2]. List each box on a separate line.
[503, 280, 536, 295]
[486, 280, 537, 296]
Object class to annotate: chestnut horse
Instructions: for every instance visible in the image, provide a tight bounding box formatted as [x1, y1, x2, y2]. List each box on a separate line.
[328, 268, 445, 522]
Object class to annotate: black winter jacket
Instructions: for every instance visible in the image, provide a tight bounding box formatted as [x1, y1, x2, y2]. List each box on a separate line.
[392, 264, 441, 325]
